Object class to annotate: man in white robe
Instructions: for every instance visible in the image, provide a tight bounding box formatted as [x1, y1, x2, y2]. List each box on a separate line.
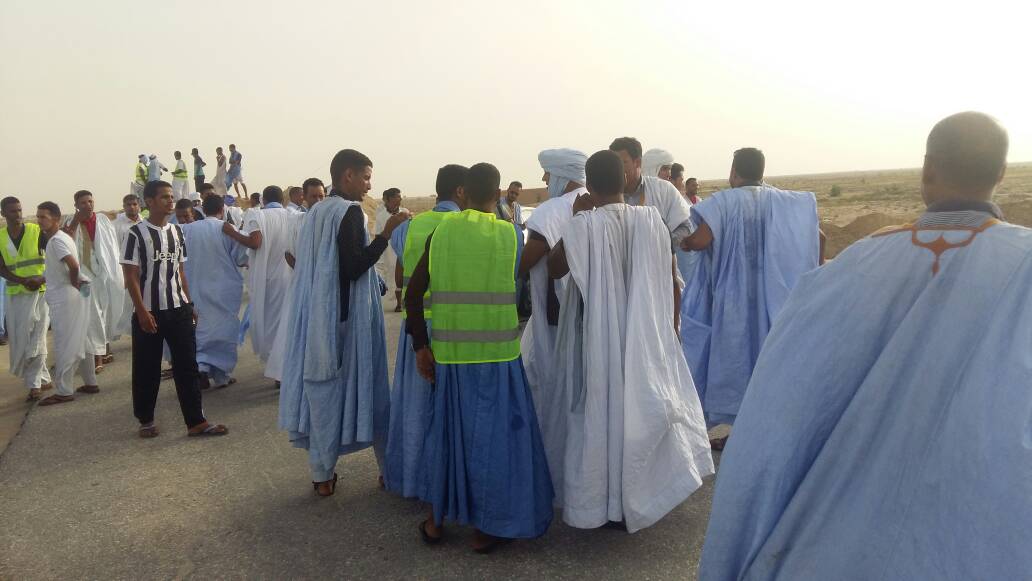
[147, 154, 168, 182]
[518, 148, 587, 465]
[183, 195, 248, 389]
[265, 178, 326, 384]
[546, 150, 713, 532]
[285, 186, 306, 214]
[699, 112, 1029, 581]
[0, 196, 52, 400]
[641, 148, 675, 179]
[61, 190, 124, 370]
[374, 187, 407, 312]
[609, 137, 693, 246]
[222, 185, 293, 363]
[680, 148, 822, 447]
[111, 194, 143, 340]
[36, 201, 98, 406]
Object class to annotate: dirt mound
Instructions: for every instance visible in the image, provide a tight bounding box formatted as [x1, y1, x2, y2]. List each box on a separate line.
[999, 199, 1032, 228]
[824, 212, 911, 257]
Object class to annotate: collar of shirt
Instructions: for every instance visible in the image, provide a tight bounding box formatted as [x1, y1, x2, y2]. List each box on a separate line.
[263, 202, 283, 209]
[925, 199, 1003, 219]
[434, 200, 461, 212]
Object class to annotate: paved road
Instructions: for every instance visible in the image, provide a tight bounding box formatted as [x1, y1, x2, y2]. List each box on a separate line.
[0, 306, 720, 580]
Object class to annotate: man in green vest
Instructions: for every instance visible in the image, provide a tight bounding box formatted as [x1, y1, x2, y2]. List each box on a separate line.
[0, 196, 53, 400]
[382, 163, 467, 498]
[172, 150, 191, 201]
[132, 154, 148, 197]
[404, 162, 553, 553]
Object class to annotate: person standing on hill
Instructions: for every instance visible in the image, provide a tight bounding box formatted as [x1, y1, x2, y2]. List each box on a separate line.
[132, 154, 148, 196]
[227, 144, 247, 197]
[171, 151, 191, 201]
[0, 196, 53, 401]
[214, 147, 228, 197]
[191, 148, 207, 193]
[147, 154, 168, 183]
[120, 180, 228, 438]
[680, 148, 823, 450]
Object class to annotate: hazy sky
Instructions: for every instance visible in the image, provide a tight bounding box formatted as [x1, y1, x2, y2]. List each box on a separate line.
[2, 0, 1028, 211]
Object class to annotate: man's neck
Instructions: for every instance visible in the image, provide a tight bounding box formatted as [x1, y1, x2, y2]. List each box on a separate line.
[596, 197, 623, 208]
[7, 222, 24, 236]
[563, 182, 583, 195]
[472, 204, 495, 214]
[147, 215, 169, 227]
[623, 175, 643, 195]
[127, 214, 140, 222]
[43, 226, 59, 238]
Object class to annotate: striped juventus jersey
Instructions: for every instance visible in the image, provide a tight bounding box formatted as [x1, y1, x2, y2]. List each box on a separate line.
[119, 220, 189, 312]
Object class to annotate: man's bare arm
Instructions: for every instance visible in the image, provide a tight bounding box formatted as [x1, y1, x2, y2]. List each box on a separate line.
[123, 264, 157, 333]
[681, 221, 714, 251]
[672, 256, 681, 334]
[394, 257, 403, 290]
[819, 228, 827, 265]
[222, 222, 262, 249]
[61, 255, 81, 288]
[547, 240, 570, 280]
[518, 235, 550, 277]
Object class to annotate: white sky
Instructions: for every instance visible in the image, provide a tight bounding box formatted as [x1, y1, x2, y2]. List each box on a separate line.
[1, 0, 1028, 211]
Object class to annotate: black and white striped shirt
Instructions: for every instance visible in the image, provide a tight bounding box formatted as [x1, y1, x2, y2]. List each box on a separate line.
[119, 220, 189, 312]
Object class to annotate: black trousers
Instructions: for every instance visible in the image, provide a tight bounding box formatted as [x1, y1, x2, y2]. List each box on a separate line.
[131, 304, 205, 427]
[194, 176, 205, 192]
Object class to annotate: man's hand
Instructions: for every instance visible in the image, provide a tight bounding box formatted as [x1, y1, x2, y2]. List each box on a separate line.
[382, 211, 411, 238]
[136, 308, 158, 334]
[415, 347, 436, 382]
[572, 193, 595, 215]
[222, 221, 236, 235]
[22, 276, 44, 291]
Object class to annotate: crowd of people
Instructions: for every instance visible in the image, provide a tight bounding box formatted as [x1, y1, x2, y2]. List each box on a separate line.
[0, 111, 1026, 577]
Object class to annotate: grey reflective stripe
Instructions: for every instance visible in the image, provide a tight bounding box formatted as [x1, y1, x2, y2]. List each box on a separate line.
[402, 276, 411, 285]
[431, 291, 516, 305]
[12, 258, 44, 268]
[433, 328, 520, 343]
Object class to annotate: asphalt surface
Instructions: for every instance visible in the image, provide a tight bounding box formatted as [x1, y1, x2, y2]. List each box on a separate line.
[0, 305, 721, 580]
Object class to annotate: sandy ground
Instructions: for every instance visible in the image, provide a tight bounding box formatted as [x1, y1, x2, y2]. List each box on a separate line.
[0, 304, 723, 580]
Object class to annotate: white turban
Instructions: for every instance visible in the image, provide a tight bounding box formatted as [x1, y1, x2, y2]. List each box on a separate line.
[149, 154, 157, 160]
[642, 148, 674, 178]
[538, 148, 587, 199]
[188, 191, 201, 201]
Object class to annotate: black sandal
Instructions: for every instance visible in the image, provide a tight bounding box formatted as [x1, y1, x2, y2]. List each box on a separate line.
[313, 473, 338, 497]
[419, 519, 443, 545]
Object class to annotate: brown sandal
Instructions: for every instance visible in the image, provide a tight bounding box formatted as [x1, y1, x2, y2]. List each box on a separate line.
[139, 424, 160, 438]
[76, 385, 100, 394]
[187, 423, 229, 437]
[26, 389, 41, 402]
[38, 394, 74, 406]
[101, 354, 114, 364]
[313, 473, 338, 497]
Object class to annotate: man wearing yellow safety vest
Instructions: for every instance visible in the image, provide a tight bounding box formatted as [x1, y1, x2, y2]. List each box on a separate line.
[405, 162, 553, 554]
[382, 163, 467, 499]
[0, 196, 53, 401]
[171, 150, 191, 201]
[132, 154, 148, 197]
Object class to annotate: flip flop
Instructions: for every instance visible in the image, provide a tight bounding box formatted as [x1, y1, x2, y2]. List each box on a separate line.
[40, 383, 53, 391]
[26, 389, 41, 402]
[101, 354, 114, 364]
[94, 365, 104, 374]
[187, 423, 229, 437]
[139, 424, 160, 438]
[76, 385, 100, 394]
[419, 519, 443, 545]
[313, 473, 338, 497]
[38, 394, 74, 406]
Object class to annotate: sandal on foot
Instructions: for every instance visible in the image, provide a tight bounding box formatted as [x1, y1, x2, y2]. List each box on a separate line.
[139, 424, 160, 438]
[40, 383, 53, 391]
[101, 354, 114, 364]
[419, 519, 443, 545]
[76, 385, 100, 394]
[312, 473, 338, 497]
[26, 389, 41, 402]
[198, 374, 212, 391]
[472, 533, 510, 554]
[187, 423, 229, 437]
[94, 365, 104, 374]
[710, 436, 729, 451]
[38, 394, 74, 406]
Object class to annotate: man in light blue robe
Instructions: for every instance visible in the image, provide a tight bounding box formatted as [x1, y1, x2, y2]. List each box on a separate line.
[382, 164, 466, 498]
[679, 148, 822, 442]
[278, 149, 408, 495]
[699, 112, 1027, 580]
[181, 195, 248, 388]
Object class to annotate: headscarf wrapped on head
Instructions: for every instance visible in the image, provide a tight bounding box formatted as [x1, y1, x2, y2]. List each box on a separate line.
[642, 148, 674, 177]
[538, 148, 587, 199]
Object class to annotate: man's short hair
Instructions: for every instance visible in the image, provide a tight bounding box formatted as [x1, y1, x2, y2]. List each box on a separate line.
[174, 150, 181, 157]
[262, 185, 284, 205]
[175, 198, 194, 211]
[1, 196, 20, 210]
[670, 163, 685, 180]
[143, 180, 172, 199]
[926, 111, 1009, 192]
[37, 201, 61, 218]
[509, 181, 523, 189]
[199, 182, 216, 194]
[329, 149, 373, 185]
[687, 177, 697, 183]
[436, 164, 468, 200]
[122, 194, 140, 204]
[609, 137, 643, 160]
[202, 194, 225, 216]
[73, 190, 93, 202]
[382, 187, 401, 200]
[585, 150, 626, 197]
[732, 148, 765, 182]
[464, 163, 501, 206]
[302, 177, 324, 193]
